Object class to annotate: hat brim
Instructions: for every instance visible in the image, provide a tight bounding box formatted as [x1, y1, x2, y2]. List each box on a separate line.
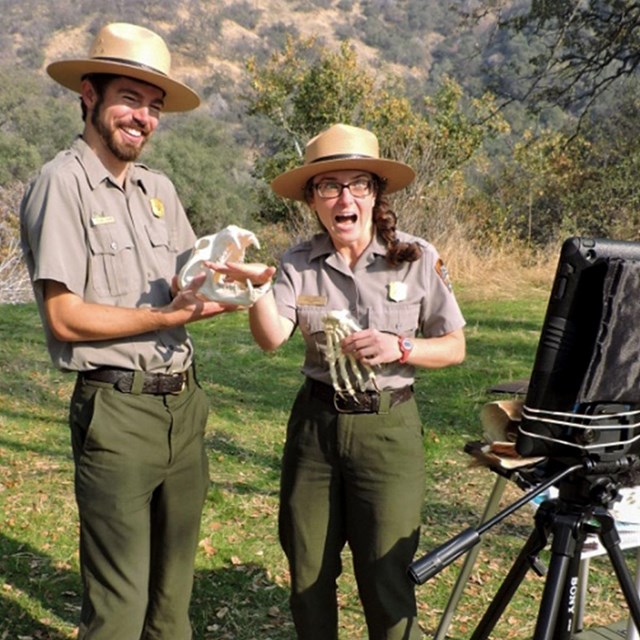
[270, 157, 416, 201]
[47, 59, 200, 112]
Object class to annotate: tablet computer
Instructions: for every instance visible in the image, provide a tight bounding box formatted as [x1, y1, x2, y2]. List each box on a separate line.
[516, 237, 640, 460]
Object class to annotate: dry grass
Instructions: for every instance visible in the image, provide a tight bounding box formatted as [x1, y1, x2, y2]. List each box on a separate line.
[0, 224, 557, 305]
[429, 230, 556, 302]
[0, 176, 556, 306]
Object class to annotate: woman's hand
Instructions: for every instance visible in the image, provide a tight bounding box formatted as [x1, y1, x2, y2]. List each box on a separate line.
[206, 261, 276, 287]
[342, 327, 466, 369]
[341, 328, 400, 366]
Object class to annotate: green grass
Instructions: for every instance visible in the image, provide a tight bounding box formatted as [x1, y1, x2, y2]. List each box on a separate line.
[0, 295, 633, 639]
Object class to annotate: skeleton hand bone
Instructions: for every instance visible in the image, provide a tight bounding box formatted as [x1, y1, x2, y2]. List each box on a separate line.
[322, 309, 378, 397]
[178, 225, 272, 305]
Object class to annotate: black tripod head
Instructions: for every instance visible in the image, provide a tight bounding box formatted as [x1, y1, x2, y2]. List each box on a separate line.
[553, 453, 640, 510]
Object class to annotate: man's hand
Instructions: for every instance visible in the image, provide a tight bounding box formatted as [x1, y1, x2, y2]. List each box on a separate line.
[43, 276, 239, 343]
[168, 272, 239, 321]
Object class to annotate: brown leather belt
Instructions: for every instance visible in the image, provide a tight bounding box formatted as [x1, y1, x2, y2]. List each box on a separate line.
[79, 367, 189, 395]
[309, 379, 413, 414]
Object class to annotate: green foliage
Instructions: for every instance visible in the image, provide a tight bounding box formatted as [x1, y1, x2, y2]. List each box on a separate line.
[3, 0, 640, 259]
[144, 114, 258, 237]
[0, 135, 41, 185]
[465, 76, 640, 247]
[0, 67, 78, 183]
[357, 0, 449, 67]
[494, 0, 640, 116]
[245, 36, 508, 241]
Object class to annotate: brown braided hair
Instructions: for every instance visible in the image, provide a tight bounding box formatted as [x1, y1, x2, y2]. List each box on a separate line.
[372, 176, 422, 267]
[304, 174, 422, 267]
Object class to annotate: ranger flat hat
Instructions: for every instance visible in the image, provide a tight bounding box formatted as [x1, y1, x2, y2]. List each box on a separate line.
[271, 123, 416, 201]
[46, 22, 200, 112]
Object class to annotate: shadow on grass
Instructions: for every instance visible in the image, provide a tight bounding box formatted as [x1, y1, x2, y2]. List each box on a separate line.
[0, 599, 72, 640]
[191, 564, 292, 639]
[207, 430, 281, 469]
[0, 420, 69, 463]
[0, 533, 78, 639]
[0, 530, 293, 640]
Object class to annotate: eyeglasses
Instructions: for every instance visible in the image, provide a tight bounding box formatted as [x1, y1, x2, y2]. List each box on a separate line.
[313, 178, 373, 199]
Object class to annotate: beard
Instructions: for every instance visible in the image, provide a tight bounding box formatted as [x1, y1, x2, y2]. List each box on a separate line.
[91, 98, 148, 163]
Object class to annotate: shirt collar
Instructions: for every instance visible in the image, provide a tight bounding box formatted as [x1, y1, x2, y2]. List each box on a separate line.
[309, 232, 335, 261]
[308, 231, 387, 265]
[127, 163, 148, 193]
[368, 233, 387, 258]
[72, 136, 111, 190]
[72, 136, 148, 193]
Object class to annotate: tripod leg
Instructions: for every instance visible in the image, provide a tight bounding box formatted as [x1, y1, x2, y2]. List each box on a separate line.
[470, 502, 586, 640]
[597, 512, 640, 634]
[470, 524, 548, 640]
[529, 508, 591, 640]
[434, 475, 508, 640]
[628, 547, 640, 640]
[574, 556, 591, 633]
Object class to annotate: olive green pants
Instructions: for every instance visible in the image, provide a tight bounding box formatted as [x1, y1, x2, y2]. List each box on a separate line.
[69, 372, 209, 640]
[279, 380, 426, 640]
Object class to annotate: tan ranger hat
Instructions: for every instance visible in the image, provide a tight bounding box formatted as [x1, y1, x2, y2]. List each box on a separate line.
[46, 22, 200, 112]
[271, 124, 416, 201]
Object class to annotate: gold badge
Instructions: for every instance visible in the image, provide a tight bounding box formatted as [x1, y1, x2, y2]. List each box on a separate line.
[150, 198, 165, 218]
[388, 281, 408, 302]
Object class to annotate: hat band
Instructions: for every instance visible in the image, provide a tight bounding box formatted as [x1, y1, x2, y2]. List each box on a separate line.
[91, 55, 169, 78]
[309, 153, 376, 164]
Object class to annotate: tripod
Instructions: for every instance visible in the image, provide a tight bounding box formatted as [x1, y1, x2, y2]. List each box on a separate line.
[409, 456, 640, 640]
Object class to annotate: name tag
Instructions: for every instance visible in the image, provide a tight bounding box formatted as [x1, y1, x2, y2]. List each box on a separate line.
[91, 214, 115, 226]
[297, 295, 327, 306]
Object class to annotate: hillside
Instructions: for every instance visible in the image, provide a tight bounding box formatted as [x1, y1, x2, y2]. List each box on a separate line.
[5, 0, 639, 305]
[2, 0, 473, 119]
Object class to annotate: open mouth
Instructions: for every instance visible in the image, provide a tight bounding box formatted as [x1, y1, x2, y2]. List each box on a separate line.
[124, 128, 142, 137]
[335, 214, 357, 224]
[121, 126, 146, 144]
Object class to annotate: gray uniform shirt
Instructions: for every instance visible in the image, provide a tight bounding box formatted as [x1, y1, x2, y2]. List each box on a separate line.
[20, 137, 196, 373]
[273, 231, 466, 390]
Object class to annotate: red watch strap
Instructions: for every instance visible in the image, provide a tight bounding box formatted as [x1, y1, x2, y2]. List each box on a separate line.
[398, 335, 413, 364]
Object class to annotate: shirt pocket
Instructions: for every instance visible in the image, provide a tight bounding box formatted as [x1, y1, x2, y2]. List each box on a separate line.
[145, 220, 179, 272]
[298, 305, 331, 364]
[298, 305, 328, 336]
[370, 303, 421, 337]
[87, 223, 138, 298]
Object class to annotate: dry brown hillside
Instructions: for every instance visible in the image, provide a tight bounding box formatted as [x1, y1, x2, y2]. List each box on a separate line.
[37, 0, 439, 98]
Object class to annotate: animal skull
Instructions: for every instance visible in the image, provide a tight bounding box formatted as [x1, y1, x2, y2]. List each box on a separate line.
[178, 225, 271, 305]
[323, 309, 378, 396]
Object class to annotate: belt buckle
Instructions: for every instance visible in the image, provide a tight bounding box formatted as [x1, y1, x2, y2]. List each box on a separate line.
[169, 372, 186, 395]
[334, 391, 364, 413]
[333, 391, 377, 413]
[114, 374, 134, 393]
[333, 391, 351, 413]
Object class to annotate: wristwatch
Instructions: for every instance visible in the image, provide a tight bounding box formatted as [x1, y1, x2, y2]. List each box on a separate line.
[397, 336, 414, 364]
